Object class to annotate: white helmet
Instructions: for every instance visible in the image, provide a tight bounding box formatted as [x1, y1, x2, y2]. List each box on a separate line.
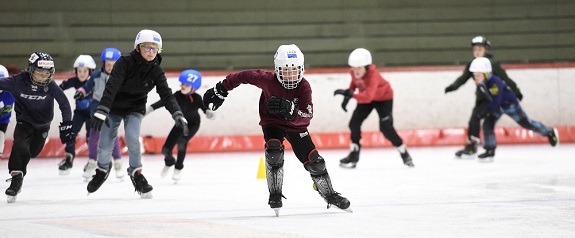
[73, 55, 96, 69]
[0, 64, 8, 78]
[469, 57, 492, 73]
[134, 29, 162, 50]
[348, 48, 372, 67]
[274, 44, 305, 89]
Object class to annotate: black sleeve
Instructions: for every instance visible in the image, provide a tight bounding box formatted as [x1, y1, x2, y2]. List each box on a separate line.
[192, 93, 207, 113]
[154, 70, 181, 115]
[99, 57, 128, 113]
[59, 77, 75, 91]
[149, 93, 173, 110]
[447, 62, 473, 90]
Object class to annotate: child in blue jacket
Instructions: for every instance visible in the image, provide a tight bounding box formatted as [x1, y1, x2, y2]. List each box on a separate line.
[469, 57, 558, 161]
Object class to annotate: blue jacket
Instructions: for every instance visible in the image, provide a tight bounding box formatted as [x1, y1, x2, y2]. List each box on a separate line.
[59, 76, 92, 111]
[0, 71, 72, 129]
[479, 74, 519, 113]
[0, 91, 15, 124]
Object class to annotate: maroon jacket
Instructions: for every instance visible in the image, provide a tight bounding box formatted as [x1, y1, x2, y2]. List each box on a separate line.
[221, 69, 313, 132]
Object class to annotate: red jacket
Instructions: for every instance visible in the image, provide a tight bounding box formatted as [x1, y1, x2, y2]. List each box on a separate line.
[222, 70, 313, 132]
[348, 64, 393, 104]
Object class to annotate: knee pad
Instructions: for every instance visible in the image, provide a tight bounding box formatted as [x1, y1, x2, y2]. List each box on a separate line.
[304, 150, 326, 176]
[265, 139, 284, 168]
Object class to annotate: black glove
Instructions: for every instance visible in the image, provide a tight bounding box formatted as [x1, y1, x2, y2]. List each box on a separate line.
[74, 90, 85, 100]
[516, 91, 523, 101]
[59, 121, 75, 144]
[444, 85, 457, 94]
[341, 96, 351, 112]
[334, 89, 353, 97]
[203, 82, 228, 111]
[90, 107, 110, 131]
[267, 96, 296, 120]
[172, 111, 189, 136]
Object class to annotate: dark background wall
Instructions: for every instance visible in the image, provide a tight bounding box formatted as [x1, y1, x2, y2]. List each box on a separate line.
[1, 0, 574, 71]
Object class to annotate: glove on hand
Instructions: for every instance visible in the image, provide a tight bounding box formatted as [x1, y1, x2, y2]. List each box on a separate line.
[267, 96, 296, 120]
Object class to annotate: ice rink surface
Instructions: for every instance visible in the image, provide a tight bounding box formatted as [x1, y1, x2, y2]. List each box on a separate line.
[1, 144, 574, 238]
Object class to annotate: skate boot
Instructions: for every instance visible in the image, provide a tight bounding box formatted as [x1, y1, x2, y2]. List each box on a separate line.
[82, 159, 97, 181]
[129, 167, 153, 199]
[113, 159, 125, 179]
[324, 192, 351, 210]
[477, 148, 495, 162]
[172, 169, 182, 182]
[547, 128, 559, 147]
[5, 171, 23, 203]
[311, 171, 352, 212]
[400, 151, 415, 167]
[87, 164, 112, 194]
[455, 140, 478, 159]
[268, 193, 286, 216]
[161, 148, 176, 178]
[340, 143, 360, 169]
[58, 153, 74, 175]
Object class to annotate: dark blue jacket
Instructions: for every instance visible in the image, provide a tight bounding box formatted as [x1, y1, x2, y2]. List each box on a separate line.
[479, 74, 519, 113]
[0, 71, 72, 129]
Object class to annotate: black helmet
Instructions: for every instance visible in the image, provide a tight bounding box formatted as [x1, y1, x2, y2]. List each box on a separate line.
[471, 36, 491, 49]
[27, 52, 55, 86]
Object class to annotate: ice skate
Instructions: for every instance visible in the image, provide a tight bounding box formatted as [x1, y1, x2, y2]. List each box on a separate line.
[129, 167, 153, 199]
[87, 164, 111, 194]
[400, 151, 415, 167]
[268, 193, 286, 217]
[82, 159, 97, 182]
[5, 171, 23, 203]
[324, 192, 352, 212]
[477, 149, 495, 162]
[172, 169, 181, 182]
[455, 141, 478, 159]
[160, 165, 172, 178]
[113, 159, 125, 180]
[340, 143, 360, 169]
[548, 128, 559, 147]
[58, 153, 74, 175]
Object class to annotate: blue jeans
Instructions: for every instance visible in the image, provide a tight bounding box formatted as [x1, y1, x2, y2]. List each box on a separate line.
[97, 112, 144, 173]
[482, 105, 551, 149]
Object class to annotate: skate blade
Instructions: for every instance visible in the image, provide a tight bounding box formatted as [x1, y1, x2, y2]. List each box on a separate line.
[338, 207, 353, 213]
[455, 154, 476, 160]
[140, 192, 153, 199]
[477, 157, 494, 163]
[339, 163, 357, 169]
[404, 162, 415, 167]
[7, 195, 17, 203]
[59, 170, 71, 175]
[273, 208, 280, 217]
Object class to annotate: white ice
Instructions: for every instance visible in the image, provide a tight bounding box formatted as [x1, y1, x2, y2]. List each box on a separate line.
[1, 144, 574, 238]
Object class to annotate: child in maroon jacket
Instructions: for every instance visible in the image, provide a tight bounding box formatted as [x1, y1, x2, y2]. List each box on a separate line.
[203, 44, 351, 216]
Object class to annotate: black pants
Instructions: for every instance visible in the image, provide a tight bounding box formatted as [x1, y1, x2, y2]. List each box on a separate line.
[467, 100, 488, 141]
[263, 126, 316, 164]
[64, 108, 91, 157]
[0, 123, 8, 133]
[8, 121, 49, 175]
[349, 100, 403, 147]
[162, 122, 200, 170]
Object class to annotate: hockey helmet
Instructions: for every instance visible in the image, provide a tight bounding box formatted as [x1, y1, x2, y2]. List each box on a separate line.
[348, 48, 372, 67]
[274, 44, 305, 89]
[179, 69, 202, 90]
[27, 52, 55, 86]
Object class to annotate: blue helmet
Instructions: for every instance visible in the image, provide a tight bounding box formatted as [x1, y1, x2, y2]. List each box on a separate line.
[100, 48, 121, 62]
[178, 69, 202, 90]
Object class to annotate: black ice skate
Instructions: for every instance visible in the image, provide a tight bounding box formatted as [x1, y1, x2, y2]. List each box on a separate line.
[129, 168, 153, 199]
[324, 192, 351, 211]
[268, 193, 286, 217]
[5, 171, 23, 203]
[87, 164, 112, 194]
[58, 153, 74, 175]
[477, 149, 495, 162]
[455, 142, 478, 159]
[340, 144, 360, 169]
[400, 151, 415, 167]
[548, 128, 559, 147]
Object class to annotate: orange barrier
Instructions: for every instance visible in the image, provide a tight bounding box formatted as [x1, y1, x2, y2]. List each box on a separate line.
[1, 126, 571, 159]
